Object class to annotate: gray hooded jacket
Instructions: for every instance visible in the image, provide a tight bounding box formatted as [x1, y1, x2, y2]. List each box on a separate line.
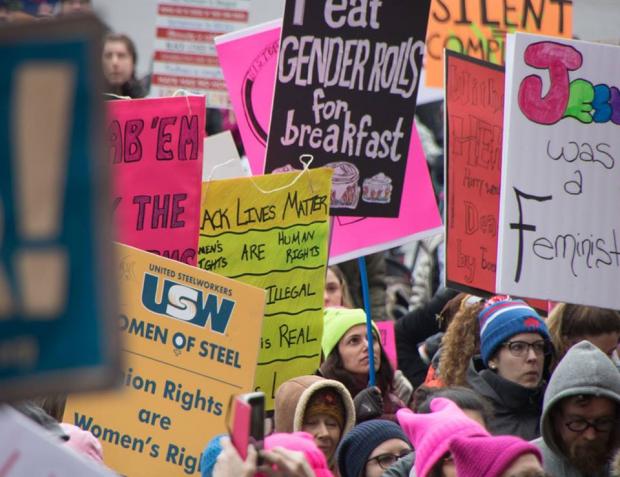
[532, 341, 620, 477]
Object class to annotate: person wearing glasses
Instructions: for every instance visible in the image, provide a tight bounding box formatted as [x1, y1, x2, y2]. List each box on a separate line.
[532, 340, 620, 477]
[465, 296, 553, 441]
[336, 419, 411, 477]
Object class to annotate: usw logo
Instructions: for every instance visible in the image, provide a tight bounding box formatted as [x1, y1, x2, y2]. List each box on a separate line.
[141, 273, 235, 334]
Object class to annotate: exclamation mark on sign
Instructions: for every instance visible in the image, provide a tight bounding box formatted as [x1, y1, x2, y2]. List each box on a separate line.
[0, 199, 13, 317]
[12, 62, 75, 319]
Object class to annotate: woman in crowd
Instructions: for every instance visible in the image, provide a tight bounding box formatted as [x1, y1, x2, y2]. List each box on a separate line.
[440, 296, 553, 440]
[336, 419, 411, 477]
[324, 266, 353, 308]
[274, 375, 355, 475]
[102, 33, 146, 98]
[319, 307, 405, 421]
[546, 302, 620, 368]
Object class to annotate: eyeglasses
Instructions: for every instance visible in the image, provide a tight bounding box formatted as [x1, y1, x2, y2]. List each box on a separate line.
[366, 449, 412, 470]
[502, 340, 550, 357]
[565, 417, 618, 433]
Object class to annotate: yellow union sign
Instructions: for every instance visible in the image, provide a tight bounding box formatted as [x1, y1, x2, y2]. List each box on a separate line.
[65, 243, 265, 477]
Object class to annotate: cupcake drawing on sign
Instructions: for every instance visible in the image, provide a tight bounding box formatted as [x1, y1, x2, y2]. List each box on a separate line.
[325, 161, 360, 209]
[362, 173, 393, 204]
[272, 164, 300, 174]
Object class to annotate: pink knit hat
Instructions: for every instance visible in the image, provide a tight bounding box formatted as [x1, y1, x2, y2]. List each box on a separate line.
[449, 434, 543, 477]
[60, 423, 103, 463]
[396, 397, 489, 477]
[262, 432, 334, 477]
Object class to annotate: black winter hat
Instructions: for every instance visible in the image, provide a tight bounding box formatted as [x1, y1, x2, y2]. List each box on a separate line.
[337, 419, 410, 477]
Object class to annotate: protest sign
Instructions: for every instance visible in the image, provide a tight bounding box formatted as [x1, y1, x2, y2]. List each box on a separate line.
[425, 0, 573, 88]
[376, 321, 397, 369]
[110, 96, 205, 266]
[202, 131, 246, 181]
[216, 20, 280, 175]
[264, 0, 432, 218]
[150, 0, 250, 107]
[0, 406, 116, 477]
[445, 51, 504, 295]
[0, 16, 119, 402]
[497, 33, 620, 309]
[66, 243, 265, 477]
[199, 169, 331, 409]
[217, 21, 442, 263]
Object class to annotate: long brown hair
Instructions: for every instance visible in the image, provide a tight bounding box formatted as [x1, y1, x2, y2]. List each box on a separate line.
[439, 295, 484, 386]
[320, 343, 394, 398]
[547, 303, 620, 367]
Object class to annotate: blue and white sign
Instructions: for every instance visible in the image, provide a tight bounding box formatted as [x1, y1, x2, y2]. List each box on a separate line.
[0, 16, 119, 401]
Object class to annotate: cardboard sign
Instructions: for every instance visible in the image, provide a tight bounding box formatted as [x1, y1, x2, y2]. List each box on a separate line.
[0, 16, 119, 402]
[264, 0, 432, 218]
[376, 321, 397, 370]
[424, 0, 573, 88]
[150, 0, 251, 107]
[202, 131, 246, 181]
[0, 406, 116, 477]
[65, 243, 265, 477]
[198, 169, 331, 409]
[497, 33, 620, 309]
[445, 51, 504, 295]
[216, 20, 281, 176]
[110, 96, 205, 266]
[217, 20, 442, 264]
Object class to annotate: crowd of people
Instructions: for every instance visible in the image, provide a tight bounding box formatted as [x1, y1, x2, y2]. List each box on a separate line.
[4, 3, 620, 477]
[16, 272, 620, 477]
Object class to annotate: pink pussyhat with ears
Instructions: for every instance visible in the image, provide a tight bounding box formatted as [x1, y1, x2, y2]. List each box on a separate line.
[60, 423, 103, 463]
[396, 397, 489, 477]
[449, 434, 543, 477]
[260, 432, 334, 477]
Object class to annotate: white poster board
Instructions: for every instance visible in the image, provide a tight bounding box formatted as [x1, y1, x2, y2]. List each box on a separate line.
[497, 32, 620, 308]
[150, 0, 250, 107]
[0, 406, 116, 476]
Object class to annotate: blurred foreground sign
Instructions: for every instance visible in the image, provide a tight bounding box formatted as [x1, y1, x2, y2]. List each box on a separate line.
[0, 16, 119, 401]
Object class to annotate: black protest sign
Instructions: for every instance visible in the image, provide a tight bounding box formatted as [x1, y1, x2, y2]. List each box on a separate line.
[265, 0, 432, 218]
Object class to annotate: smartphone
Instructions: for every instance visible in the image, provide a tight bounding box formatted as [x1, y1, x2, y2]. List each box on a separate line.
[230, 392, 265, 461]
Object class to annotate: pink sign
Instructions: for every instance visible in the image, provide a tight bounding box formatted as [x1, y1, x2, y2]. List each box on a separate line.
[109, 96, 205, 265]
[215, 20, 280, 175]
[376, 321, 397, 370]
[216, 22, 441, 263]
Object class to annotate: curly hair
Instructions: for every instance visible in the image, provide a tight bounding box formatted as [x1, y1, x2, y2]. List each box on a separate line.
[439, 295, 485, 386]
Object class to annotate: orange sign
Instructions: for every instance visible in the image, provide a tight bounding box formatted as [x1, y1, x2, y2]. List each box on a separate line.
[65, 244, 265, 477]
[425, 0, 572, 87]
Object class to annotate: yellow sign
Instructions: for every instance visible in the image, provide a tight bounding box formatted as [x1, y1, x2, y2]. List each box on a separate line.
[198, 168, 332, 409]
[425, 0, 572, 87]
[65, 243, 265, 477]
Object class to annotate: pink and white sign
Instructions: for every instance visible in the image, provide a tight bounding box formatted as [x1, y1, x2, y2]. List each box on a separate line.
[109, 96, 205, 265]
[215, 20, 280, 175]
[0, 407, 116, 476]
[151, 0, 251, 107]
[216, 22, 442, 263]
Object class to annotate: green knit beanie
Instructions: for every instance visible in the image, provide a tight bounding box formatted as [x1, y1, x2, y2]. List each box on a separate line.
[322, 307, 380, 358]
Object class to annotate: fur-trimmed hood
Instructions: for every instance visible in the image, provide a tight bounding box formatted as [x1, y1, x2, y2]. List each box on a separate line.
[274, 375, 355, 436]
